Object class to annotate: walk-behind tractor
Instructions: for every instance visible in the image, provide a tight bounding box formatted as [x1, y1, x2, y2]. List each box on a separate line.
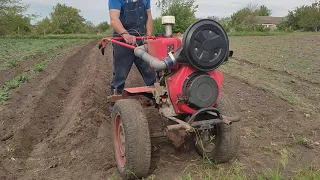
[99, 16, 240, 179]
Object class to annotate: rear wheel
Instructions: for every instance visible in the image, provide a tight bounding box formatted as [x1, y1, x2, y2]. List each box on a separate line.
[111, 99, 151, 179]
[194, 93, 240, 163]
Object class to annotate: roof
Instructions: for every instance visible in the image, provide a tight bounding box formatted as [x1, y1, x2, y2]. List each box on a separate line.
[254, 16, 287, 25]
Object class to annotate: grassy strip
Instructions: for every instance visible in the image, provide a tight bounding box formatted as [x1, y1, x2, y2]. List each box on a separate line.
[107, 136, 319, 180]
[0, 45, 62, 68]
[176, 149, 319, 180]
[0, 52, 61, 103]
[33, 53, 60, 72]
[227, 31, 320, 36]
[0, 33, 112, 40]
[0, 40, 84, 68]
[108, 161, 319, 180]
[0, 40, 88, 103]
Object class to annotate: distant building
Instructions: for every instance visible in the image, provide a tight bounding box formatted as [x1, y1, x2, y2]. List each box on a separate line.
[253, 16, 287, 30]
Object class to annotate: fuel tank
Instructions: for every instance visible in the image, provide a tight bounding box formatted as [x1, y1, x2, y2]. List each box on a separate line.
[147, 37, 182, 60]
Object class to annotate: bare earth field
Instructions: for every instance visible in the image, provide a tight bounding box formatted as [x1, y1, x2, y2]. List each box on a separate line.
[0, 35, 319, 180]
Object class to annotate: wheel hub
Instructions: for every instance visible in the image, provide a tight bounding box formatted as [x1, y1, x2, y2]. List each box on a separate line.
[196, 129, 216, 153]
[200, 130, 216, 153]
[114, 113, 126, 168]
[118, 123, 126, 157]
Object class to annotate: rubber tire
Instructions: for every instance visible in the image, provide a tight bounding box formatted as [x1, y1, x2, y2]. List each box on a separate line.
[195, 92, 240, 163]
[111, 99, 151, 179]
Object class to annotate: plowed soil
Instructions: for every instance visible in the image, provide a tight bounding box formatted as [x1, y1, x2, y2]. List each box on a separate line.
[0, 40, 319, 180]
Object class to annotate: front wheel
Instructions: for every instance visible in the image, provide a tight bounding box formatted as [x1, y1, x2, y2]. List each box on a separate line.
[194, 93, 240, 163]
[111, 99, 151, 179]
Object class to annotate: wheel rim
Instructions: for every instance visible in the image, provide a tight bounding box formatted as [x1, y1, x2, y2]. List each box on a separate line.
[114, 113, 126, 168]
[196, 128, 217, 153]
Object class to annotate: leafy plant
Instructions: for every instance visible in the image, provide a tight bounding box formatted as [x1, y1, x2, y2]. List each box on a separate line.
[0, 91, 9, 103]
[156, 0, 198, 33]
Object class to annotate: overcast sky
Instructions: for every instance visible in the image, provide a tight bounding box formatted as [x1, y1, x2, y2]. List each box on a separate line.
[22, 0, 316, 25]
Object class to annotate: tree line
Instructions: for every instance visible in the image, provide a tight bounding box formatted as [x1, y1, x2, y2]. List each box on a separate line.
[153, 0, 320, 34]
[0, 0, 319, 36]
[0, 0, 110, 35]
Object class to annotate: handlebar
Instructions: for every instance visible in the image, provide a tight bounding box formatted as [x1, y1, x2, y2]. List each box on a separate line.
[99, 35, 161, 51]
[98, 35, 177, 70]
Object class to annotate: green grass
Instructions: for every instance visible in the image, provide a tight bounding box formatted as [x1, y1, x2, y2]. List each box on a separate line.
[3, 74, 29, 91]
[228, 35, 320, 84]
[221, 35, 320, 113]
[0, 74, 28, 103]
[33, 53, 60, 72]
[0, 52, 62, 104]
[0, 32, 113, 40]
[293, 167, 320, 180]
[227, 31, 319, 37]
[0, 91, 9, 103]
[0, 39, 84, 66]
[177, 148, 319, 180]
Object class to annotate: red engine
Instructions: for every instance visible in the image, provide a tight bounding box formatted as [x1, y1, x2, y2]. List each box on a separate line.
[147, 19, 230, 115]
[166, 65, 223, 114]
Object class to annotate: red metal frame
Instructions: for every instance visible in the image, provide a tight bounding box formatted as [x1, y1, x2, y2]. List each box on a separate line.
[99, 36, 164, 50]
[102, 34, 224, 115]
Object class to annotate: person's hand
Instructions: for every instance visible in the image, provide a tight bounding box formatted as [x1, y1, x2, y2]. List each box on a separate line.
[122, 33, 136, 45]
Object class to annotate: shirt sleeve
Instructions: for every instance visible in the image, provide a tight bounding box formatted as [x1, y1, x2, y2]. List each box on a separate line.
[146, 0, 151, 9]
[109, 0, 122, 10]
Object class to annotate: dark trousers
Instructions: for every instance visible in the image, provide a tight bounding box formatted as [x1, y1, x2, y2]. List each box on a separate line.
[111, 42, 156, 95]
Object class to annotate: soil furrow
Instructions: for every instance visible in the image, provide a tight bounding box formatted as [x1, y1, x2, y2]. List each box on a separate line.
[232, 57, 320, 88]
[0, 40, 101, 179]
[221, 58, 320, 113]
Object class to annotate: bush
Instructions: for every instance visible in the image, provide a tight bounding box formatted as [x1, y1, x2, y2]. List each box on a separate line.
[153, 17, 164, 35]
[232, 24, 271, 32]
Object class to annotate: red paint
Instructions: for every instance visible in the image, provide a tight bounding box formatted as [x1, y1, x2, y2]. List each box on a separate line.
[114, 113, 126, 168]
[100, 36, 162, 50]
[101, 35, 224, 115]
[102, 36, 157, 41]
[147, 37, 182, 70]
[147, 37, 182, 60]
[111, 39, 136, 49]
[166, 65, 224, 114]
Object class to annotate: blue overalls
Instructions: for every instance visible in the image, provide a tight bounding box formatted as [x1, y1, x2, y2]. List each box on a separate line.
[111, 0, 156, 95]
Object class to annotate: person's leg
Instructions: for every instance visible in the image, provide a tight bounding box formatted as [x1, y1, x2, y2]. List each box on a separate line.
[110, 43, 135, 111]
[111, 43, 135, 94]
[133, 56, 156, 86]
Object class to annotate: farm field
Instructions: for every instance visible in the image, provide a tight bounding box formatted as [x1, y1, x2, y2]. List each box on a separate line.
[0, 39, 83, 68]
[0, 34, 319, 180]
[0, 38, 87, 103]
